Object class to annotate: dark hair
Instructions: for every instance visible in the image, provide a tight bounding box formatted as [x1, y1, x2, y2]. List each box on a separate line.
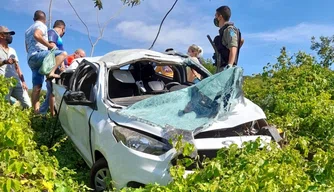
[33, 10, 46, 21]
[216, 6, 231, 21]
[53, 20, 66, 28]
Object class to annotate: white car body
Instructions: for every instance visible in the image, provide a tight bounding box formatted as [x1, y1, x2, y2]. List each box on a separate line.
[53, 49, 282, 191]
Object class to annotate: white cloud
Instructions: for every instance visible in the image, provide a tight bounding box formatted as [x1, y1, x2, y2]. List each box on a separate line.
[6, 0, 334, 58]
[6, 0, 219, 54]
[245, 23, 334, 43]
[114, 20, 213, 51]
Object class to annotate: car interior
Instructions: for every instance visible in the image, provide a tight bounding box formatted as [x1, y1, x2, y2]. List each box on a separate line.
[56, 58, 208, 107]
[108, 60, 202, 106]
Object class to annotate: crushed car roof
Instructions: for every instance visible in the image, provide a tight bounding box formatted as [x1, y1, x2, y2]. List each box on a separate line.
[98, 49, 186, 67]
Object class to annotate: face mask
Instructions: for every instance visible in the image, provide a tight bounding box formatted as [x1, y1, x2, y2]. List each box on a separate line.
[6, 36, 13, 44]
[213, 18, 219, 27]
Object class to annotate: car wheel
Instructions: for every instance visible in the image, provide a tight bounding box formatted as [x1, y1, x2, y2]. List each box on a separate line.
[90, 158, 112, 192]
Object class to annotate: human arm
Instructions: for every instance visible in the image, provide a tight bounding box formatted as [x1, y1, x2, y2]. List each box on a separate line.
[47, 30, 58, 50]
[14, 62, 28, 90]
[34, 28, 54, 49]
[228, 47, 237, 65]
[226, 28, 239, 66]
[0, 58, 16, 67]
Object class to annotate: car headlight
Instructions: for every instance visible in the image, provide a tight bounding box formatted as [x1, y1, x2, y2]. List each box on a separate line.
[113, 126, 172, 156]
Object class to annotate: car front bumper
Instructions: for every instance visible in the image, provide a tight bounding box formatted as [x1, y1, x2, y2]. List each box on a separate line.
[107, 135, 274, 189]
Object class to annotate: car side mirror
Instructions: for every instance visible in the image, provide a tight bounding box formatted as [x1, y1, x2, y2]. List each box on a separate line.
[63, 90, 94, 107]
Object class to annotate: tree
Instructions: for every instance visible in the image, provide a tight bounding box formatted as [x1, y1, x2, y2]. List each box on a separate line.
[93, 0, 142, 10]
[47, 0, 142, 57]
[311, 35, 334, 68]
[201, 58, 217, 74]
[67, 0, 129, 57]
[48, 0, 53, 29]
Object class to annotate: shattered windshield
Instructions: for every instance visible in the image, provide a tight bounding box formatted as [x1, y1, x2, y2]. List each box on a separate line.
[117, 66, 244, 132]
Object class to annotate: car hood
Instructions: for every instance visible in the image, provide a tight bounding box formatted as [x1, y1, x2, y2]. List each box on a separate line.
[114, 67, 266, 137]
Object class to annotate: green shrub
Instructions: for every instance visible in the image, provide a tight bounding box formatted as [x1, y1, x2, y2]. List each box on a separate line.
[0, 76, 89, 192]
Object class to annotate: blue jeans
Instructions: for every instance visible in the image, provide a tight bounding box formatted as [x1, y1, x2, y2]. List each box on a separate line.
[39, 80, 52, 114]
[28, 50, 64, 87]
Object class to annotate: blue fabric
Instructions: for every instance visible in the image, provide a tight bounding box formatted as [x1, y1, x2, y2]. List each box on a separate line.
[28, 50, 64, 70]
[28, 50, 64, 86]
[48, 29, 64, 51]
[32, 69, 45, 87]
[39, 80, 52, 114]
[25, 21, 48, 60]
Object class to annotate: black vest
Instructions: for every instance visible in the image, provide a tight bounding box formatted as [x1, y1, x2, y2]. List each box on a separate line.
[212, 23, 242, 69]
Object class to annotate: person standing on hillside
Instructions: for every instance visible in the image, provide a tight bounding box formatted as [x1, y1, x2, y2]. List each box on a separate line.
[213, 5, 244, 72]
[39, 20, 67, 116]
[0, 26, 31, 108]
[25, 10, 67, 114]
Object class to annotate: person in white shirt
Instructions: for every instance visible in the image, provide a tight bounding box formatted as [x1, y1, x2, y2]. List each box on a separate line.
[25, 10, 67, 114]
[0, 26, 31, 108]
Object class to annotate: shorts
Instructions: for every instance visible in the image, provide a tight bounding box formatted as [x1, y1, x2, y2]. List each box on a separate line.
[28, 50, 64, 87]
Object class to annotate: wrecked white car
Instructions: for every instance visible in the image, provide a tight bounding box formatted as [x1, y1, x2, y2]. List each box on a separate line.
[53, 49, 282, 191]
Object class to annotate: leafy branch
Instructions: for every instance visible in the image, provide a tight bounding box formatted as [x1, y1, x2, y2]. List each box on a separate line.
[67, 0, 126, 56]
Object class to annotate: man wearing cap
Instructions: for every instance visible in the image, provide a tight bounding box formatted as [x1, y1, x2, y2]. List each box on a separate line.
[0, 26, 31, 108]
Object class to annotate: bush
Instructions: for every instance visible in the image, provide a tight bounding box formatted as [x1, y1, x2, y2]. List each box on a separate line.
[1, 36, 333, 191]
[0, 76, 89, 191]
[122, 37, 334, 191]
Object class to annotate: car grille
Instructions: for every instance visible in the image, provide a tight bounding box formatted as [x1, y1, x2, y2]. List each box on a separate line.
[171, 149, 219, 170]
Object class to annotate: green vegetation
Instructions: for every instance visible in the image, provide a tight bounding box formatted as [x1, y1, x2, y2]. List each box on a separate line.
[0, 35, 333, 191]
[0, 77, 89, 191]
[126, 36, 334, 191]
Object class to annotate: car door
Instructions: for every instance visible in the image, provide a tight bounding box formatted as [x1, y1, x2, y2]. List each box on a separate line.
[64, 61, 99, 165]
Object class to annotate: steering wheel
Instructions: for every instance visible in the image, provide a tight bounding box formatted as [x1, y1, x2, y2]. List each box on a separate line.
[165, 82, 181, 90]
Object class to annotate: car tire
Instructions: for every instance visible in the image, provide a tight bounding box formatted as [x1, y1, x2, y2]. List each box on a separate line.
[90, 158, 112, 192]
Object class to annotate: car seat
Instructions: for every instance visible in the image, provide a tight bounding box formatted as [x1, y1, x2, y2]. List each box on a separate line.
[140, 64, 168, 94]
[109, 70, 138, 98]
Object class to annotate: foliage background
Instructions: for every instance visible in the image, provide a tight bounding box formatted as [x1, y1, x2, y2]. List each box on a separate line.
[0, 35, 333, 191]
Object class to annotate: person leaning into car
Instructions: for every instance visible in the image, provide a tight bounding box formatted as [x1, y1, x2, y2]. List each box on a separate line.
[39, 20, 67, 116]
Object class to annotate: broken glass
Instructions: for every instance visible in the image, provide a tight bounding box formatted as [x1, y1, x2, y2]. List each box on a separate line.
[117, 64, 244, 134]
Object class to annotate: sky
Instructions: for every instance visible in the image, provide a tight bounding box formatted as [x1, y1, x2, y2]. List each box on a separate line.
[0, 0, 333, 90]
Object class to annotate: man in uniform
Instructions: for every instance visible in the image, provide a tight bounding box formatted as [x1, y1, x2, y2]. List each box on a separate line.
[213, 5, 244, 72]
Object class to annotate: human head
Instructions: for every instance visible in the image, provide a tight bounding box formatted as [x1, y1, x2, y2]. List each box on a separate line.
[0, 26, 15, 45]
[33, 10, 47, 24]
[187, 44, 202, 58]
[74, 49, 86, 59]
[214, 6, 231, 28]
[53, 20, 66, 37]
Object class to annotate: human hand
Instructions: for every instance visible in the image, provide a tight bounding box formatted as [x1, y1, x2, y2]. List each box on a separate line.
[7, 58, 17, 65]
[224, 64, 233, 70]
[21, 81, 28, 91]
[48, 43, 57, 50]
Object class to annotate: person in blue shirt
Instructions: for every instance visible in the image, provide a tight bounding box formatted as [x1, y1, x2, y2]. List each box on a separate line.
[39, 20, 66, 116]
